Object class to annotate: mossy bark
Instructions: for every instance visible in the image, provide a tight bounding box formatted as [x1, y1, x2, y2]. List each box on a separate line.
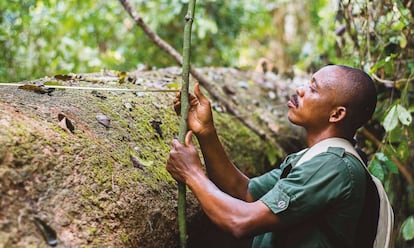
[0, 67, 304, 247]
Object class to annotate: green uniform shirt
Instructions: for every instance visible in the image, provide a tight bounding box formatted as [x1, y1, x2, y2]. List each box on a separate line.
[248, 147, 367, 248]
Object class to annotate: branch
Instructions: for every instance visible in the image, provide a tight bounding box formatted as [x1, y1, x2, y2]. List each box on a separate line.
[118, 0, 183, 64]
[118, 0, 286, 156]
[360, 127, 414, 189]
[371, 73, 414, 86]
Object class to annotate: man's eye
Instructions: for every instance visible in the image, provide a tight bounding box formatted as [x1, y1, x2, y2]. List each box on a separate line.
[309, 86, 316, 92]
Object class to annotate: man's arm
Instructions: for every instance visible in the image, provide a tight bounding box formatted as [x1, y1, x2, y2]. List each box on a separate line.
[187, 166, 281, 238]
[167, 132, 281, 237]
[174, 83, 252, 200]
[196, 128, 253, 201]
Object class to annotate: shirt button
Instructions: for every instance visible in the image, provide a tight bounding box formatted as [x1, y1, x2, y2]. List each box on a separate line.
[277, 200, 286, 209]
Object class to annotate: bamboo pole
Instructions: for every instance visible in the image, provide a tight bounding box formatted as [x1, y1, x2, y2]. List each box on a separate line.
[177, 1, 196, 247]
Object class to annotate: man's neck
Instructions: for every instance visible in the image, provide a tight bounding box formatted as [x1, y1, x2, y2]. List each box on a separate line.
[306, 128, 354, 147]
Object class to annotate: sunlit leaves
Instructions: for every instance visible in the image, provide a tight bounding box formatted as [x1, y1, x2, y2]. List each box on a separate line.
[196, 18, 218, 39]
[397, 105, 413, 125]
[383, 105, 399, 132]
[369, 54, 397, 75]
[1, 0, 279, 81]
[0, 1, 114, 80]
[383, 104, 412, 132]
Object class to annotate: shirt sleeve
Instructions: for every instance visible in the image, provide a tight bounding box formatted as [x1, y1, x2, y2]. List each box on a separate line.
[249, 167, 283, 201]
[257, 153, 356, 224]
[248, 153, 298, 200]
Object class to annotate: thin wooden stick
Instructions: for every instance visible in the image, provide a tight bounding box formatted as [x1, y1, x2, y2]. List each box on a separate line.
[177, 1, 196, 247]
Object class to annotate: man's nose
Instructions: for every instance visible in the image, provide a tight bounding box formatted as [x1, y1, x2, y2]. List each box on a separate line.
[295, 86, 304, 97]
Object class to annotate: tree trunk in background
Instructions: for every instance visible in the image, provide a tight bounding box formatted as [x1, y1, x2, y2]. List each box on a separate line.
[267, 1, 311, 75]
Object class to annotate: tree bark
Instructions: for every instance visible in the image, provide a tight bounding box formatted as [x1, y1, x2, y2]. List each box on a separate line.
[0, 67, 300, 247]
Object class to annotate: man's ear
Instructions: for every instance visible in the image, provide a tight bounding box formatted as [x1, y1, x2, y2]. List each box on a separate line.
[329, 106, 347, 123]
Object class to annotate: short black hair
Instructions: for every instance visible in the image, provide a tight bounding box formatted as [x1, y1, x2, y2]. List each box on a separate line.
[336, 65, 377, 130]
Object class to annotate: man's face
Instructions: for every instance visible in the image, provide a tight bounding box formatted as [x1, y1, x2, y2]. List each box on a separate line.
[287, 66, 340, 131]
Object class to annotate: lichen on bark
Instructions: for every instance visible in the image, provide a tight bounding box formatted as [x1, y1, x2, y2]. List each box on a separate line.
[0, 67, 302, 247]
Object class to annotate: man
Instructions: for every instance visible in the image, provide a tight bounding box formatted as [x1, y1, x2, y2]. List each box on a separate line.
[166, 65, 378, 247]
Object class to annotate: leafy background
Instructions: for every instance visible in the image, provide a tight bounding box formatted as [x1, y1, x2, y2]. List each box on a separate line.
[1, 0, 413, 246]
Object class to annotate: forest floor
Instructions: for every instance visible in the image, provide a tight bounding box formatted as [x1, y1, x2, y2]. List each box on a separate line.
[0, 67, 306, 247]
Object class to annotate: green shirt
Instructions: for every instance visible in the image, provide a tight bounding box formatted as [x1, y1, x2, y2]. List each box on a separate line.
[248, 147, 367, 248]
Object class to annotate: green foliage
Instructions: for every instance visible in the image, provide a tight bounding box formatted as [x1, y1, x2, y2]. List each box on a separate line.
[383, 103, 412, 132]
[369, 152, 399, 181]
[0, 0, 273, 82]
[1, 1, 131, 80]
[296, 0, 339, 70]
[368, 158, 385, 181]
[401, 216, 414, 241]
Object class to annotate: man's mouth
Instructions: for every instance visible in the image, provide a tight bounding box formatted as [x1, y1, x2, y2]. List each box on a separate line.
[288, 94, 299, 108]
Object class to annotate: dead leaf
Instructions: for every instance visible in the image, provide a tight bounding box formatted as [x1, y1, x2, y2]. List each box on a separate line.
[54, 74, 72, 81]
[222, 85, 236, 95]
[33, 217, 57, 247]
[91, 90, 107, 99]
[150, 120, 163, 138]
[18, 85, 54, 95]
[124, 102, 133, 111]
[57, 113, 75, 134]
[96, 114, 110, 128]
[118, 71, 127, 84]
[129, 155, 144, 169]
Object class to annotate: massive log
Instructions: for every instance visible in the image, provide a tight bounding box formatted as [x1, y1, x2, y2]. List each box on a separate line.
[0, 67, 305, 247]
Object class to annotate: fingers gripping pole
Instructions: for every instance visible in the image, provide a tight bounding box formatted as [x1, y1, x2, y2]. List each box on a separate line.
[178, 1, 196, 247]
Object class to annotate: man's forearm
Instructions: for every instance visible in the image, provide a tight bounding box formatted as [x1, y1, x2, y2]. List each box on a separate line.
[186, 169, 279, 238]
[196, 128, 251, 201]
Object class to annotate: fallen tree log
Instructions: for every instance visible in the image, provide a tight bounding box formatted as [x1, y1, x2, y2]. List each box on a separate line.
[0, 67, 304, 247]
[118, 0, 289, 155]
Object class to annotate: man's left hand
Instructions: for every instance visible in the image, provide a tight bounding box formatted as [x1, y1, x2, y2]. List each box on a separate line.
[167, 131, 204, 183]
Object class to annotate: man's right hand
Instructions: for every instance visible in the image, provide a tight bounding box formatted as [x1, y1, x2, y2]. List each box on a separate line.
[173, 83, 215, 137]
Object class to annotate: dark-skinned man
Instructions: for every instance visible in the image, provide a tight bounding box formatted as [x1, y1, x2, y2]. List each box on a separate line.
[167, 65, 378, 247]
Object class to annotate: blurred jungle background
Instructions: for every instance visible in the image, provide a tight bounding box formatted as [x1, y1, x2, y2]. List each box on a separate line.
[1, 0, 413, 246]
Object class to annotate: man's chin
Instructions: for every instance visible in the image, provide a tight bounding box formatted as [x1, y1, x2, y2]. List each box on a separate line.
[287, 112, 295, 123]
[287, 114, 300, 126]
